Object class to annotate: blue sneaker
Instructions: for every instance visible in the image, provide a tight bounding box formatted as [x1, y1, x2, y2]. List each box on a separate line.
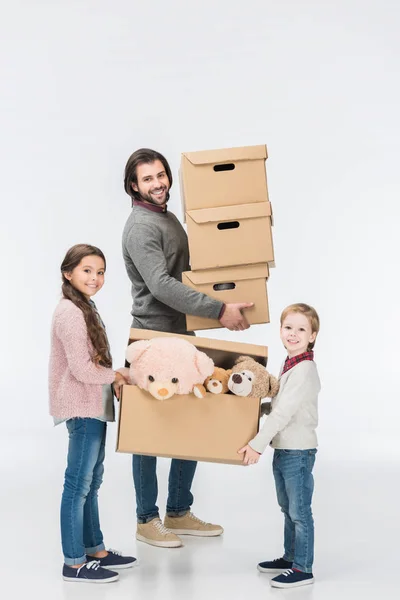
[62, 560, 119, 583]
[257, 557, 293, 573]
[270, 569, 314, 588]
[86, 549, 137, 570]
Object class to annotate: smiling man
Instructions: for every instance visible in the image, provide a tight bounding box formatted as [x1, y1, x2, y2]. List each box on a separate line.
[121, 148, 253, 549]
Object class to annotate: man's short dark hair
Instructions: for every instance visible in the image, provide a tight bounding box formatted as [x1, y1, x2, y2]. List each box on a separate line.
[124, 148, 173, 204]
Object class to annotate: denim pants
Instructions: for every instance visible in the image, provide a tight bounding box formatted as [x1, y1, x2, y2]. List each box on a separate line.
[132, 455, 197, 523]
[273, 448, 317, 573]
[60, 418, 107, 565]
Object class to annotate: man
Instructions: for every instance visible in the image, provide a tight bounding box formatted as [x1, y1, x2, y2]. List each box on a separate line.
[122, 148, 253, 548]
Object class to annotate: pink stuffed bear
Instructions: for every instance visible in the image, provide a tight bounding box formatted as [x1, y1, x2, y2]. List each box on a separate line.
[125, 337, 214, 401]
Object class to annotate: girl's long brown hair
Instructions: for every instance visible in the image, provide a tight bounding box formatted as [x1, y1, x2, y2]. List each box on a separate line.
[60, 244, 112, 367]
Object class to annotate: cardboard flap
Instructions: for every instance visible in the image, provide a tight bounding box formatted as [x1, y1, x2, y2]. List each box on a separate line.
[129, 328, 268, 367]
[187, 201, 271, 224]
[270, 202, 274, 227]
[182, 144, 267, 166]
[183, 263, 269, 285]
[178, 167, 187, 223]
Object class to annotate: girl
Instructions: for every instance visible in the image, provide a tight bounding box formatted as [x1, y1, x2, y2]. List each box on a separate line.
[49, 244, 136, 583]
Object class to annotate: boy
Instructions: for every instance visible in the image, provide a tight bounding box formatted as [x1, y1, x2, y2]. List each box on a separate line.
[238, 303, 321, 588]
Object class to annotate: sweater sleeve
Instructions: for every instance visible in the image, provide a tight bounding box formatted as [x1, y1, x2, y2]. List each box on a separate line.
[126, 224, 223, 319]
[55, 307, 116, 385]
[248, 362, 320, 454]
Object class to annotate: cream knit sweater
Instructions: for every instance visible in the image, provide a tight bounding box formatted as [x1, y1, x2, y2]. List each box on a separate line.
[249, 360, 321, 453]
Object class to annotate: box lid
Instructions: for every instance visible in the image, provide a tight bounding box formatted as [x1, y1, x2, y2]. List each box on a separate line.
[187, 201, 272, 225]
[183, 263, 269, 285]
[129, 328, 268, 367]
[182, 144, 267, 166]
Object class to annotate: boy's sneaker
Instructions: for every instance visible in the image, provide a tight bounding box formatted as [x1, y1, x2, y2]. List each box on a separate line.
[257, 557, 293, 573]
[270, 569, 314, 588]
[136, 517, 183, 547]
[86, 549, 137, 569]
[164, 512, 224, 537]
[62, 560, 119, 583]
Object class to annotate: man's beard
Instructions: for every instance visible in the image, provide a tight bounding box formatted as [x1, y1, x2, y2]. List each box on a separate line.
[140, 188, 170, 206]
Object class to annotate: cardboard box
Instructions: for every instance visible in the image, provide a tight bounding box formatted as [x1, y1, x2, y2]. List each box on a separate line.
[183, 264, 270, 331]
[117, 387, 261, 465]
[186, 201, 274, 271]
[116, 329, 268, 465]
[180, 144, 269, 212]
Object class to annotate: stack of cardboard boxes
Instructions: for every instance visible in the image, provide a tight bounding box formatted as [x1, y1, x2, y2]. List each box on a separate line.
[180, 144, 275, 331]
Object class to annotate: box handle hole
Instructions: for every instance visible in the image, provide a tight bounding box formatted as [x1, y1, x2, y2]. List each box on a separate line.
[213, 163, 235, 172]
[213, 282, 236, 291]
[217, 221, 240, 230]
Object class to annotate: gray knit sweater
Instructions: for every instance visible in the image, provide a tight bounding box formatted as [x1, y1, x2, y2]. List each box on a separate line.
[122, 204, 224, 334]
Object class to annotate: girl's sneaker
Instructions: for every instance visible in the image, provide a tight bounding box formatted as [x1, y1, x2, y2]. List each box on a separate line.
[270, 569, 314, 588]
[86, 549, 137, 569]
[257, 557, 293, 573]
[62, 560, 119, 583]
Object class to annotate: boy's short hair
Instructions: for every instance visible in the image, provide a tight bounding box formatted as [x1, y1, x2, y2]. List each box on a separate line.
[280, 303, 320, 351]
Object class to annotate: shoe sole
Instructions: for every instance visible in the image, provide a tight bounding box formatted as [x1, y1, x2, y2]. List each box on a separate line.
[257, 566, 288, 573]
[166, 528, 224, 537]
[102, 560, 138, 570]
[62, 575, 119, 583]
[136, 534, 182, 548]
[270, 577, 314, 588]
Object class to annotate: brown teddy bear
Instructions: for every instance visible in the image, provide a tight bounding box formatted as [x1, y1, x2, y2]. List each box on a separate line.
[193, 367, 232, 398]
[228, 356, 280, 399]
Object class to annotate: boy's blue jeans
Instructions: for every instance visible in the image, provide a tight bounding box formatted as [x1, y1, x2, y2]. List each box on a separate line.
[60, 418, 107, 565]
[273, 448, 317, 573]
[132, 455, 197, 523]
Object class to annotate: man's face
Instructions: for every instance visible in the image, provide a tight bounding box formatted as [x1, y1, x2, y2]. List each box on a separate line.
[132, 160, 170, 206]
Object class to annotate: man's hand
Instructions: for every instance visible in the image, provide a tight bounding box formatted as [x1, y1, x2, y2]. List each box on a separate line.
[238, 444, 261, 465]
[219, 302, 254, 331]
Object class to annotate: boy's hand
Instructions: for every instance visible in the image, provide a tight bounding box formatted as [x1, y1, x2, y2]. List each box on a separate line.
[238, 444, 261, 465]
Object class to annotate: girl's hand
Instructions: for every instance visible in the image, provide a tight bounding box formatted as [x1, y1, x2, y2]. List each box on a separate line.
[116, 367, 130, 381]
[238, 444, 261, 465]
[113, 371, 128, 400]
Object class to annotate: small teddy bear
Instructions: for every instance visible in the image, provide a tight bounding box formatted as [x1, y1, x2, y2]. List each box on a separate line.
[228, 355, 280, 399]
[125, 337, 214, 401]
[193, 367, 232, 398]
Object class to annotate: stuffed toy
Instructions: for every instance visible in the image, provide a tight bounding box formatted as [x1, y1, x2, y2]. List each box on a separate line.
[125, 337, 214, 400]
[228, 355, 280, 399]
[193, 367, 232, 398]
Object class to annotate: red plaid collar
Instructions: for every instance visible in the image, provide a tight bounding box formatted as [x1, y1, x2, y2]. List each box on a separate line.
[281, 351, 314, 376]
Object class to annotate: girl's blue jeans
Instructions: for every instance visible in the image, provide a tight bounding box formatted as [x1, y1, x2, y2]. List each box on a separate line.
[60, 418, 106, 565]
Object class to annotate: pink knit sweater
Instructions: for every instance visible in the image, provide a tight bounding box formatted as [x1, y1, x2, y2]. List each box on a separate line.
[49, 299, 115, 419]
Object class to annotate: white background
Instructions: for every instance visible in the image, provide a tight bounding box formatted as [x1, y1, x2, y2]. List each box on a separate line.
[0, 1, 399, 597]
